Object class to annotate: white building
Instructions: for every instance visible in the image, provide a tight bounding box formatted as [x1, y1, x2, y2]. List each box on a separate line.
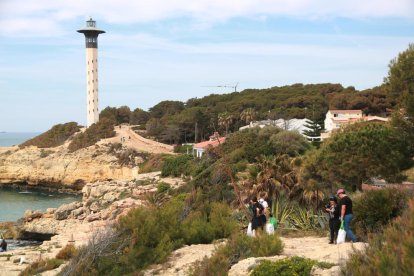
[193, 133, 226, 158]
[239, 118, 313, 136]
[324, 110, 363, 133]
[321, 110, 389, 140]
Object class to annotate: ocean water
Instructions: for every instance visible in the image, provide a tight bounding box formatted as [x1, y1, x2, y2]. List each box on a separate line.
[0, 187, 80, 222]
[0, 132, 40, 147]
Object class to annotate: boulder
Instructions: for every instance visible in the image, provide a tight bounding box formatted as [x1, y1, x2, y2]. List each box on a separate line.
[71, 207, 85, 218]
[54, 202, 81, 220]
[46, 208, 56, 214]
[311, 265, 341, 276]
[89, 201, 100, 212]
[86, 213, 101, 222]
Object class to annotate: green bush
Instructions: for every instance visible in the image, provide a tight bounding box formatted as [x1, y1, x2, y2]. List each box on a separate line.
[139, 154, 166, 173]
[190, 233, 283, 276]
[352, 188, 408, 239]
[20, 122, 80, 148]
[219, 128, 276, 163]
[157, 182, 171, 193]
[65, 194, 238, 275]
[251, 257, 318, 276]
[344, 198, 414, 275]
[174, 144, 193, 154]
[270, 130, 311, 157]
[161, 154, 193, 177]
[68, 118, 116, 152]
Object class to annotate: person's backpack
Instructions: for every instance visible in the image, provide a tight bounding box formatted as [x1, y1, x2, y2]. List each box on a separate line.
[257, 202, 264, 215]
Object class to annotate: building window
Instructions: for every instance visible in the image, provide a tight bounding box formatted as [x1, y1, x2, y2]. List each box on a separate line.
[334, 114, 338, 117]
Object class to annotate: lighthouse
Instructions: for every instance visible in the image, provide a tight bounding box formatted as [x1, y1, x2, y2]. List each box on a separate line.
[77, 18, 105, 127]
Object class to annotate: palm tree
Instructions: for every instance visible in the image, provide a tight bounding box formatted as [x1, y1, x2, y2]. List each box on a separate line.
[253, 154, 301, 199]
[302, 179, 325, 210]
[218, 112, 233, 135]
[240, 108, 256, 124]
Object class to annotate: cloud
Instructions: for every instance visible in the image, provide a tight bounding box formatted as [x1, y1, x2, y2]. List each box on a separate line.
[0, 0, 413, 37]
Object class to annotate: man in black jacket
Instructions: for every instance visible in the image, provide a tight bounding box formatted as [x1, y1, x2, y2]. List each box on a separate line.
[337, 188, 357, 242]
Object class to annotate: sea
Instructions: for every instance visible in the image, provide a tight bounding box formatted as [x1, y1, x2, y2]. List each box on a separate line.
[0, 187, 80, 222]
[0, 132, 39, 147]
[0, 132, 80, 222]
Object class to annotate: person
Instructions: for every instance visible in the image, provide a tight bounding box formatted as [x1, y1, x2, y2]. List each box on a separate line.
[258, 197, 268, 226]
[337, 188, 357, 242]
[325, 195, 340, 244]
[0, 239, 7, 252]
[250, 196, 264, 236]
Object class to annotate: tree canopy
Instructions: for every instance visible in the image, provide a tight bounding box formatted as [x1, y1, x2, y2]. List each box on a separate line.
[301, 122, 412, 191]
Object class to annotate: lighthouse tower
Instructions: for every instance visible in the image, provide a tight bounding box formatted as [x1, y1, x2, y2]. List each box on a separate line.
[77, 18, 105, 127]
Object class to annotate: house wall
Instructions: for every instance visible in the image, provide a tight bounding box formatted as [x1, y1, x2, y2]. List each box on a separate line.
[324, 110, 362, 133]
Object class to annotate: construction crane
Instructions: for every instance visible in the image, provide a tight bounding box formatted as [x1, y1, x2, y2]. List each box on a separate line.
[202, 82, 239, 93]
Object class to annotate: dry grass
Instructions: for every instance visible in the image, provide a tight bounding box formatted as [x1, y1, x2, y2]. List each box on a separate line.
[0, 222, 18, 239]
[403, 166, 414, 182]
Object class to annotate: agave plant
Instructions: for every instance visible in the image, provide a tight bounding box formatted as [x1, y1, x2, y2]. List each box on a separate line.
[271, 195, 293, 227]
[288, 206, 328, 231]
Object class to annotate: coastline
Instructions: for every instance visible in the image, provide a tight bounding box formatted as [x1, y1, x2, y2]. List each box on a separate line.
[0, 172, 185, 275]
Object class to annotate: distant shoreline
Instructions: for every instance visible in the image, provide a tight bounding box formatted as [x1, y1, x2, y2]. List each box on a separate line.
[0, 132, 40, 147]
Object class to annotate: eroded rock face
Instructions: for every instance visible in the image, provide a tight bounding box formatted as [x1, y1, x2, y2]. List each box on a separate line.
[54, 202, 82, 220]
[17, 173, 185, 242]
[0, 145, 139, 188]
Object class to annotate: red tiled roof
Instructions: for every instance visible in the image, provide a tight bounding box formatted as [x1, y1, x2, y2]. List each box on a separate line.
[193, 137, 226, 149]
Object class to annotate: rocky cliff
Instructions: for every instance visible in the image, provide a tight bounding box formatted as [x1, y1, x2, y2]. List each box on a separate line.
[0, 144, 140, 189]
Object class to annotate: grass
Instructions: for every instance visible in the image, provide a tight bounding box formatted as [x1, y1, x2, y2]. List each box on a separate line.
[19, 258, 64, 276]
[403, 166, 414, 182]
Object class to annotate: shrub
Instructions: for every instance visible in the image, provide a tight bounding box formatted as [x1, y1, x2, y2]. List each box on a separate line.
[251, 257, 319, 276]
[352, 188, 408, 239]
[174, 144, 193, 154]
[56, 243, 77, 260]
[219, 128, 276, 162]
[270, 130, 311, 157]
[20, 258, 64, 276]
[20, 122, 80, 148]
[68, 194, 237, 274]
[182, 202, 237, 245]
[157, 182, 171, 193]
[344, 197, 414, 275]
[68, 118, 116, 152]
[190, 233, 283, 275]
[161, 154, 193, 177]
[139, 154, 165, 173]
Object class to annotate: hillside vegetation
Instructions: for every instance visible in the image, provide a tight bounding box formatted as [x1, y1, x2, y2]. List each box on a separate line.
[99, 83, 393, 144]
[20, 122, 80, 148]
[22, 44, 414, 275]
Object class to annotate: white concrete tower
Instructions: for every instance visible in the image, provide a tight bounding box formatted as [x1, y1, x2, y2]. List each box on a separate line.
[77, 18, 105, 127]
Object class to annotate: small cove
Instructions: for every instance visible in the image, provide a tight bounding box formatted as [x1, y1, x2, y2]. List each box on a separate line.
[0, 186, 81, 222]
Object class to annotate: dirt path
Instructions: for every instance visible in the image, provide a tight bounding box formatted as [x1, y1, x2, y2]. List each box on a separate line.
[229, 236, 366, 276]
[281, 236, 365, 265]
[101, 125, 174, 154]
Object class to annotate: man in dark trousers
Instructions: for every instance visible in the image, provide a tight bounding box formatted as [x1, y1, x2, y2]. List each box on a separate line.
[337, 188, 357, 242]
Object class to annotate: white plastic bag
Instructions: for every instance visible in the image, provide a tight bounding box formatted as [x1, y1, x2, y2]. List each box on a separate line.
[265, 223, 275, 235]
[247, 222, 254, 237]
[337, 221, 346, 244]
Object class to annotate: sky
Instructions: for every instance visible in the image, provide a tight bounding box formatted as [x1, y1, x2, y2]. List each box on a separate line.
[0, 0, 414, 132]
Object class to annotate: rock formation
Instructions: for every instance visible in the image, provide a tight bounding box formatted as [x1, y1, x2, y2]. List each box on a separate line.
[0, 144, 140, 189]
